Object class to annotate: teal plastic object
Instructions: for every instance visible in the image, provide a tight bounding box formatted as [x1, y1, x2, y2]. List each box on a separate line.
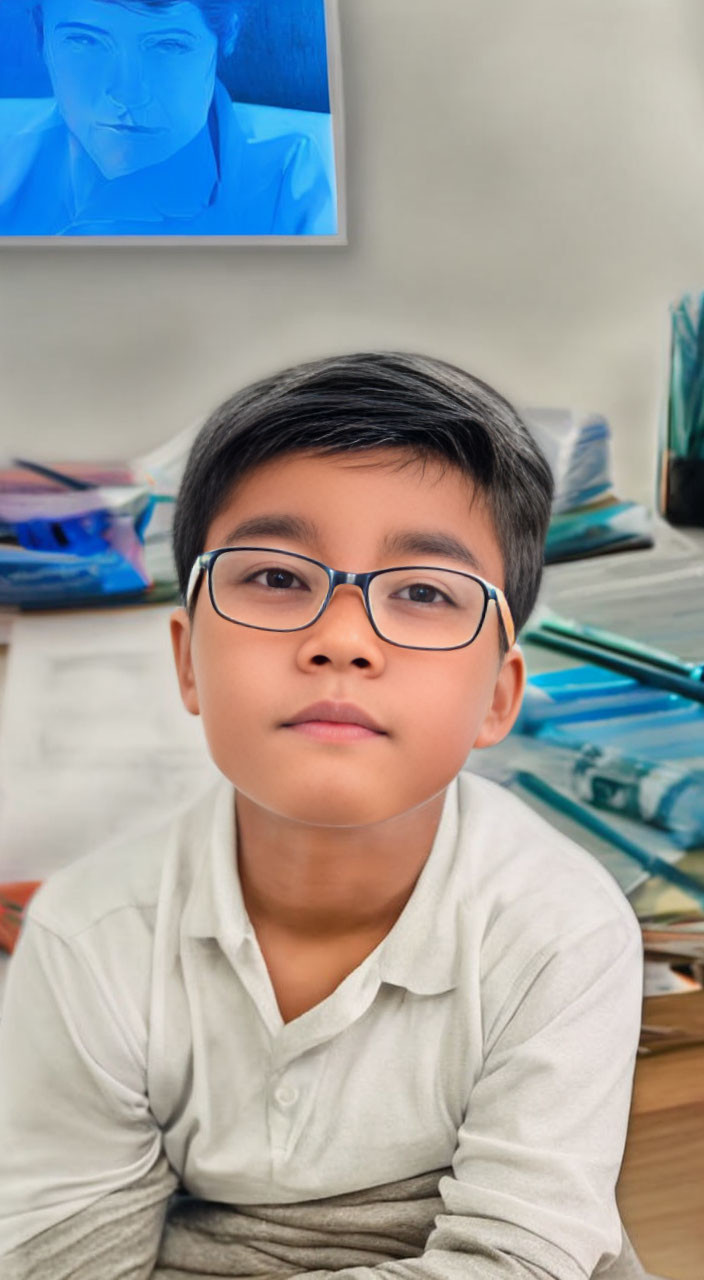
[664, 293, 704, 524]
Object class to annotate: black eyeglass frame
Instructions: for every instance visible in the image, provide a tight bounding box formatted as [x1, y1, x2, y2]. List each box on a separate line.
[186, 546, 516, 652]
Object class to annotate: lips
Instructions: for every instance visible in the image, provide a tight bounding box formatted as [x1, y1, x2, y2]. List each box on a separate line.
[283, 701, 385, 733]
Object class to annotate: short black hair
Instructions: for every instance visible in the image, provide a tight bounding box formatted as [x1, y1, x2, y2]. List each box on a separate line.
[172, 351, 554, 651]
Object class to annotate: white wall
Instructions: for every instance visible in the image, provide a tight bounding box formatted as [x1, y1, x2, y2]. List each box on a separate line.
[2, 0, 704, 508]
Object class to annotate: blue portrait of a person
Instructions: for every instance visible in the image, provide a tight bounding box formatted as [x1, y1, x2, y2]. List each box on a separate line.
[0, 0, 337, 236]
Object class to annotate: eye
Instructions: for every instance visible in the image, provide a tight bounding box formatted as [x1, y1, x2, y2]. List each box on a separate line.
[395, 582, 455, 606]
[149, 38, 194, 53]
[64, 32, 102, 48]
[247, 568, 310, 592]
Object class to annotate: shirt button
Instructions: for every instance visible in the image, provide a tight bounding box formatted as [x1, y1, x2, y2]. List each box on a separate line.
[274, 1084, 298, 1108]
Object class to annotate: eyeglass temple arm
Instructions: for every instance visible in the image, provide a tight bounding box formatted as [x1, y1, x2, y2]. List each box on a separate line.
[185, 555, 208, 609]
[493, 587, 515, 649]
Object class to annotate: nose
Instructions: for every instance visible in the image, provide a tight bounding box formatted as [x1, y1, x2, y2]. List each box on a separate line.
[106, 53, 151, 112]
[296, 584, 386, 671]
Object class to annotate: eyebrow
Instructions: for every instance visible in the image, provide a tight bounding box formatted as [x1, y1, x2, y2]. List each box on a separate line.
[143, 28, 197, 38]
[55, 22, 111, 34]
[55, 22, 196, 37]
[221, 515, 485, 573]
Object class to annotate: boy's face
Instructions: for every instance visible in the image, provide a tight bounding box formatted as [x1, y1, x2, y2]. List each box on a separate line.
[171, 449, 526, 830]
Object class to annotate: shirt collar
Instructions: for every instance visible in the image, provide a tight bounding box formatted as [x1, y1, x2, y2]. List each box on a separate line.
[65, 94, 223, 227]
[184, 773, 463, 997]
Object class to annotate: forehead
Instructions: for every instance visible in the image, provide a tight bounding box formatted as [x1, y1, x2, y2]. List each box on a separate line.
[42, 0, 208, 34]
[205, 449, 505, 585]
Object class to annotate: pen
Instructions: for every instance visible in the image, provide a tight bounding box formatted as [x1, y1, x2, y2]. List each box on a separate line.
[521, 627, 704, 705]
[516, 770, 704, 909]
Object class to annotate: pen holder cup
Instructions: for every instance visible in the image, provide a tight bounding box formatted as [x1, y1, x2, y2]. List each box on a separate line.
[663, 454, 704, 527]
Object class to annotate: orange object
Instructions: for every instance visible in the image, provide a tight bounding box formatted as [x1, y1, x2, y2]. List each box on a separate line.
[0, 882, 42, 954]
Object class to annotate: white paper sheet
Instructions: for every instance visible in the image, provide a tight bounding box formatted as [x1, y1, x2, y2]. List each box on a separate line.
[0, 606, 219, 882]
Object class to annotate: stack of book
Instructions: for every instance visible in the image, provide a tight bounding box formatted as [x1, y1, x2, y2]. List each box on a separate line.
[0, 427, 197, 610]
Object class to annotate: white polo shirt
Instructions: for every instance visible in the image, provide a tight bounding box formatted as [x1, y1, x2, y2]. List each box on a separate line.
[0, 769, 643, 1276]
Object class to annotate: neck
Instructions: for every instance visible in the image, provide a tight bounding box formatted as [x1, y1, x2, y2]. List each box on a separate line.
[234, 790, 447, 940]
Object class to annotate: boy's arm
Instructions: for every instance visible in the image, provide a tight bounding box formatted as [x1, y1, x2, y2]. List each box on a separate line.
[0, 909, 177, 1274]
[294, 916, 644, 1280]
[2, 1155, 177, 1280]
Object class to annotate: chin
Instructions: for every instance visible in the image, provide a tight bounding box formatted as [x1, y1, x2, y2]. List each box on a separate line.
[250, 783, 391, 830]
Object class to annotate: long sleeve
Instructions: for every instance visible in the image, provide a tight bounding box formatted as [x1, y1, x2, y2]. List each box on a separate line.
[2, 1157, 177, 1280]
[292, 918, 644, 1280]
[0, 910, 174, 1265]
[0, 774, 646, 1280]
[9, 916, 640, 1280]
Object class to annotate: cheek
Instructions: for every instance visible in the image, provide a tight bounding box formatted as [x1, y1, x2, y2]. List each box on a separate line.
[191, 634, 275, 759]
[46, 51, 99, 119]
[404, 656, 495, 763]
[160, 52, 217, 128]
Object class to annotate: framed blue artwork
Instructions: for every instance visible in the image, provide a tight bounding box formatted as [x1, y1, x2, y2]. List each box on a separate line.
[0, 0, 344, 242]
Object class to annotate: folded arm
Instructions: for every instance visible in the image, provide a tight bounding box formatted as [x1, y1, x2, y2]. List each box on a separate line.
[0, 899, 644, 1280]
[0, 912, 175, 1276]
[293, 918, 644, 1280]
[2, 1155, 177, 1280]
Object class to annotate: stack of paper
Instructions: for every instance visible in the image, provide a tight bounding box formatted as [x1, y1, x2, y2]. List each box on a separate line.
[523, 407, 654, 563]
[0, 607, 218, 886]
[523, 408, 613, 514]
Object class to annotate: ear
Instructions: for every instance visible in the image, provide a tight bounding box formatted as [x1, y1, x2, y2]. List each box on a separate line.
[170, 607, 200, 716]
[222, 12, 240, 58]
[473, 644, 527, 749]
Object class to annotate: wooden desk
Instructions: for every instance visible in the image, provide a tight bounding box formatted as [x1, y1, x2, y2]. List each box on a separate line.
[617, 991, 704, 1280]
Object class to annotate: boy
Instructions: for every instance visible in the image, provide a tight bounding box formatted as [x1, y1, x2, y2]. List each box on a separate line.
[0, 352, 646, 1279]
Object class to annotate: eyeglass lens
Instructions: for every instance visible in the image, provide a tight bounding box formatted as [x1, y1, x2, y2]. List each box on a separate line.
[210, 549, 487, 648]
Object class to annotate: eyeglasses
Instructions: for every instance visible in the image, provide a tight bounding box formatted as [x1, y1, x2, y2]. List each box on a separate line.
[186, 547, 515, 652]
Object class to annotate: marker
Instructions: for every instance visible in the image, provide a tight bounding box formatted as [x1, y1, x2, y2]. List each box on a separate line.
[522, 628, 704, 705]
[536, 614, 704, 681]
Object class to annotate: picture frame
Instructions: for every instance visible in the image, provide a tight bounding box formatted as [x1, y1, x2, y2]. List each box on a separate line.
[0, 0, 345, 245]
